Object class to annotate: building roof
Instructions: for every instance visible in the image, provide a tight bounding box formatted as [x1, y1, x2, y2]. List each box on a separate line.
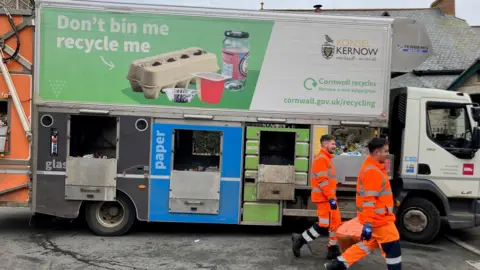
[473, 26, 480, 34]
[391, 73, 459, 89]
[266, 8, 480, 89]
[447, 58, 480, 90]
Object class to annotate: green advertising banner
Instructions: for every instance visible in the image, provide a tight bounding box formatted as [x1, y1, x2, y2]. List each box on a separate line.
[39, 6, 396, 117]
[39, 8, 274, 110]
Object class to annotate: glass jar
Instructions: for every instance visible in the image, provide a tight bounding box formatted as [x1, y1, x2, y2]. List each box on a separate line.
[221, 30, 250, 91]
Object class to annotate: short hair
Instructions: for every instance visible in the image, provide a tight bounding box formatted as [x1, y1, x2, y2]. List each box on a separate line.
[320, 134, 335, 144]
[368, 137, 388, 153]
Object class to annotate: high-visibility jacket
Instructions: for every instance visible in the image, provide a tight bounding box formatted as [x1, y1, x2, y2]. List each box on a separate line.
[356, 156, 395, 227]
[311, 149, 337, 203]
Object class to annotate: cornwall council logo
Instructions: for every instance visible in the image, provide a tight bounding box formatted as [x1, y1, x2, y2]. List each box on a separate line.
[322, 35, 335, 60]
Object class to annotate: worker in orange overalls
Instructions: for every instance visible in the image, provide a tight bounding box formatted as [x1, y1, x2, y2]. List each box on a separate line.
[324, 137, 402, 270]
[292, 134, 341, 260]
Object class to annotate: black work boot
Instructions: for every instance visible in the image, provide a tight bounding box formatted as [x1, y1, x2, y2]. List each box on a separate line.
[326, 245, 341, 260]
[324, 259, 347, 270]
[291, 233, 306, 257]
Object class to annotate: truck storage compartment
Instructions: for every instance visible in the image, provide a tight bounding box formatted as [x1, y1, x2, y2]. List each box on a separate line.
[242, 125, 309, 224]
[69, 115, 118, 158]
[242, 202, 280, 224]
[330, 126, 393, 187]
[65, 115, 118, 201]
[259, 130, 296, 166]
[172, 129, 220, 172]
[169, 129, 222, 215]
[330, 126, 375, 187]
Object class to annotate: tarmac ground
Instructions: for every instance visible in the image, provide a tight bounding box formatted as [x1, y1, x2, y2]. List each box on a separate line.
[1, 207, 479, 270]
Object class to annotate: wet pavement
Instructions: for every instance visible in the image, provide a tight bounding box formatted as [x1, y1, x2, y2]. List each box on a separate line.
[0, 207, 479, 269]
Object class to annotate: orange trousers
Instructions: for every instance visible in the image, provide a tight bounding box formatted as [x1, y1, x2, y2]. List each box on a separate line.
[317, 202, 341, 247]
[337, 221, 402, 269]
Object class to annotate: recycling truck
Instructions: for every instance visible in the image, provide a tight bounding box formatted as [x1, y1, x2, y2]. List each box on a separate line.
[2, 0, 480, 244]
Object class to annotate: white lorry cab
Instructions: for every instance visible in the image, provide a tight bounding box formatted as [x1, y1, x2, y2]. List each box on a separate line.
[386, 87, 480, 243]
[2, 0, 480, 244]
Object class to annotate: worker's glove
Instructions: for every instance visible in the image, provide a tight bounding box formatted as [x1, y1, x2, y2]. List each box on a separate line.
[329, 199, 338, 210]
[361, 223, 373, 241]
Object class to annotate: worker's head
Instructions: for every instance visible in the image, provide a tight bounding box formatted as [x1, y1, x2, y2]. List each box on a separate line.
[320, 134, 336, 154]
[368, 137, 389, 164]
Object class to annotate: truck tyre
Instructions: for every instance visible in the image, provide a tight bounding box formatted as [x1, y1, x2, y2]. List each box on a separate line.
[85, 194, 136, 236]
[397, 197, 441, 244]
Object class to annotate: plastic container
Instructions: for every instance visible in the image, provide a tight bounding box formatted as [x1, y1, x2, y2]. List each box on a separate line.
[162, 88, 198, 103]
[335, 217, 363, 253]
[384, 158, 391, 173]
[0, 126, 7, 136]
[0, 126, 7, 152]
[192, 72, 231, 104]
[221, 30, 250, 91]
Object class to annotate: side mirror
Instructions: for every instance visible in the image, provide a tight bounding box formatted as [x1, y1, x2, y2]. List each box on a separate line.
[472, 127, 480, 149]
[471, 106, 480, 122]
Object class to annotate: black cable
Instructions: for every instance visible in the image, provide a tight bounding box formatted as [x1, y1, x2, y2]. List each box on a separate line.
[2, 7, 21, 64]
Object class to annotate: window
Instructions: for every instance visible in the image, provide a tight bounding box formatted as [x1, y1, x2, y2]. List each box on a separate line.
[477, 70, 480, 83]
[426, 102, 472, 149]
[173, 129, 221, 172]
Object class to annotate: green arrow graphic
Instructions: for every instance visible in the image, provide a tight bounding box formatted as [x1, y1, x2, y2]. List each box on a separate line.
[303, 78, 318, 90]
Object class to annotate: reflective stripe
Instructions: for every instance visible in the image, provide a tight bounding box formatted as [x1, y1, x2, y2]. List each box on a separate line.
[357, 242, 372, 254]
[357, 190, 392, 196]
[329, 240, 337, 245]
[360, 190, 392, 196]
[337, 256, 350, 267]
[319, 218, 330, 225]
[309, 227, 320, 238]
[386, 256, 402, 265]
[382, 190, 393, 196]
[329, 232, 336, 237]
[312, 188, 322, 192]
[302, 231, 313, 242]
[358, 206, 392, 213]
[363, 201, 375, 207]
[311, 169, 336, 180]
[318, 181, 329, 187]
[312, 171, 327, 177]
[327, 166, 336, 179]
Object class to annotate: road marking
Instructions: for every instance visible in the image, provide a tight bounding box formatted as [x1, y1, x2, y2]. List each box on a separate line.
[466, 260, 480, 269]
[445, 234, 480, 269]
[444, 234, 480, 257]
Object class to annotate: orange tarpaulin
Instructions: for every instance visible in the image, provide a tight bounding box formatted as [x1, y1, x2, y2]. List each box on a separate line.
[335, 217, 364, 253]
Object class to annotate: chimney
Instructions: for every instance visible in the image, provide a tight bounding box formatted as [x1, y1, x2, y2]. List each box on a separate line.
[260, 2, 264, 10]
[314, 4, 322, 13]
[431, 0, 455, 16]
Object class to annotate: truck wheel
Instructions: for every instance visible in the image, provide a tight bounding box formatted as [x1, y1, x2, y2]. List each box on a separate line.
[85, 194, 136, 236]
[397, 197, 441, 244]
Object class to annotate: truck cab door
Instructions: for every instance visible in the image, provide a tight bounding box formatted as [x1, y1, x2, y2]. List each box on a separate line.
[418, 98, 480, 198]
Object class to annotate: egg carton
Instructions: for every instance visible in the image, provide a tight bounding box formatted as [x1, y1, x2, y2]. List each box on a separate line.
[126, 47, 219, 99]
